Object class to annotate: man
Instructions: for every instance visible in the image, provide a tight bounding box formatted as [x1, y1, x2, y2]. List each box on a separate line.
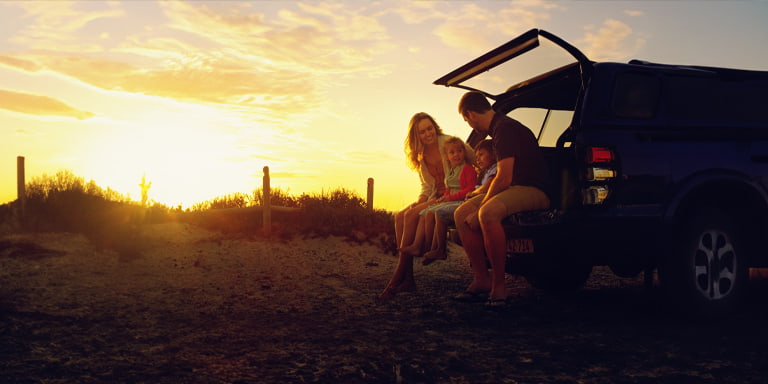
[452, 91, 551, 308]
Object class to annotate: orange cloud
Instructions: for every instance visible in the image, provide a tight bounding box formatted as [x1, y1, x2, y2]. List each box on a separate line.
[580, 19, 645, 61]
[0, 89, 95, 120]
[0, 2, 399, 121]
[3, 53, 321, 114]
[393, 1, 557, 54]
[0, 55, 42, 72]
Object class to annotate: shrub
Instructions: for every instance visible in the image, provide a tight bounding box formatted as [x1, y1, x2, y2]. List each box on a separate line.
[4, 169, 396, 252]
[294, 188, 395, 247]
[19, 170, 148, 256]
[186, 187, 395, 249]
[252, 187, 299, 208]
[189, 192, 251, 211]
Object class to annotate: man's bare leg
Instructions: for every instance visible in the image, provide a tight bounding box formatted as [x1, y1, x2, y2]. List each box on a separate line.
[478, 200, 509, 301]
[454, 201, 491, 293]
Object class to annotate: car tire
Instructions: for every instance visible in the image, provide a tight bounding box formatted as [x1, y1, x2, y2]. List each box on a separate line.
[660, 208, 748, 314]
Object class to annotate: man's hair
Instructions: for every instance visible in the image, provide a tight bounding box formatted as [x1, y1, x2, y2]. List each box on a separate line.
[458, 91, 492, 116]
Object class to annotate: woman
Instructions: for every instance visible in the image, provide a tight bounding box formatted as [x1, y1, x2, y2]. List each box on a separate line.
[378, 112, 474, 301]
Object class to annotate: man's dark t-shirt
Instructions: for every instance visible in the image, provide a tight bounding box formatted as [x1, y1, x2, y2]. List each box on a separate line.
[489, 113, 552, 200]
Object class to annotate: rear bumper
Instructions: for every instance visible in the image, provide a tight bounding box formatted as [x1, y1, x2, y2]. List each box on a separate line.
[504, 209, 664, 267]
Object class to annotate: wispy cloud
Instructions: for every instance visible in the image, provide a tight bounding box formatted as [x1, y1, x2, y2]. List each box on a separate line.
[579, 19, 645, 61]
[0, 89, 94, 120]
[0, 1, 401, 130]
[394, 1, 559, 54]
[8, 1, 124, 52]
[0, 55, 42, 72]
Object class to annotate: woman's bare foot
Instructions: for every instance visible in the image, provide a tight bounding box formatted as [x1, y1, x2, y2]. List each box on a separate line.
[377, 281, 417, 302]
[422, 249, 446, 265]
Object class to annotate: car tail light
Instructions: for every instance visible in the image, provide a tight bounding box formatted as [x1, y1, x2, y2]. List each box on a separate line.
[583, 186, 609, 205]
[581, 146, 617, 205]
[586, 147, 614, 163]
[585, 167, 616, 181]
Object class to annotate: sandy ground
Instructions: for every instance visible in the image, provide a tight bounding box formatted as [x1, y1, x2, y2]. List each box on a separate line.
[2, 222, 768, 383]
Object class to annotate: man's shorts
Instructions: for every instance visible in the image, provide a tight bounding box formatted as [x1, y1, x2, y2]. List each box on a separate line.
[465, 185, 550, 217]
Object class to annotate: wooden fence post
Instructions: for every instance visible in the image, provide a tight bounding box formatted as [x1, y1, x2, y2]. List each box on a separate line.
[17, 156, 26, 222]
[263, 166, 271, 236]
[367, 177, 374, 211]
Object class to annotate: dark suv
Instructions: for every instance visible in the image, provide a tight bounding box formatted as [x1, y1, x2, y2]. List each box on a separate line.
[435, 29, 768, 312]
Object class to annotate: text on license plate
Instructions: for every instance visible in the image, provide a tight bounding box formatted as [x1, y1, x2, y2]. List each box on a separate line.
[508, 238, 534, 253]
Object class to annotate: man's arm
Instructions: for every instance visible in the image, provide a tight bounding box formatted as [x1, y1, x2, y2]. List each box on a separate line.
[481, 157, 514, 206]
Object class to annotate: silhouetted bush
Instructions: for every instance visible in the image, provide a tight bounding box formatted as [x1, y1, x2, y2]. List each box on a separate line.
[187, 187, 395, 249]
[2, 170, 396, 252]
[252, 187, 299, 208]
[296, 188, 387, 236]
[16, 171, 149, 256]
[189, 192, 251, 211]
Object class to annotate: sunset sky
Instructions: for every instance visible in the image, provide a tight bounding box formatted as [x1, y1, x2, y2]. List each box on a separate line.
[2, 1, 767, 211]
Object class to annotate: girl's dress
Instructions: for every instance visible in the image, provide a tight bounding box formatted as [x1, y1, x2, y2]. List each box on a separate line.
[422, 161, 477, 215]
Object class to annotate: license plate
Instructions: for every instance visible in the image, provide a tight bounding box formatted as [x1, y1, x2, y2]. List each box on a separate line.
[508, 238, 534, 253]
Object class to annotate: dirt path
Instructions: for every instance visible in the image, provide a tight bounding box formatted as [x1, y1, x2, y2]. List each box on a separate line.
[1, 223, 767, 383]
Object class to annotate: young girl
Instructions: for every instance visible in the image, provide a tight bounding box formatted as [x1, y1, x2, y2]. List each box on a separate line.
[399, 136, 477, 258]
[423, 139, 497, 265]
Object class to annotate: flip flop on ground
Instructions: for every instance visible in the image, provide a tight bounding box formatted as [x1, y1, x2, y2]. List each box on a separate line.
[484, 298, 509, 309]
[451, 290, 489, 303]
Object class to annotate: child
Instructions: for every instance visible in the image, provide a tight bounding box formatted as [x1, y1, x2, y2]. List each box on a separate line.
[399, 136, 477, 258]
[422, 139, 497, 265]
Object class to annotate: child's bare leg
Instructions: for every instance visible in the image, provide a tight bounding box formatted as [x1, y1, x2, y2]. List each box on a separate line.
[433, 218, 447, 254]
[398, 215, 426, 256]
[423, 217, 448, 265]
[423, 211, 436, 252]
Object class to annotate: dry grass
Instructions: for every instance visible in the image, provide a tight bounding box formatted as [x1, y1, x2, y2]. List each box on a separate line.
[1, 170, 396, 257]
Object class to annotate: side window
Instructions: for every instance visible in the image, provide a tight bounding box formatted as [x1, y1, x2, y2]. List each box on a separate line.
[666, 75, 716, 121]
[666, 75, 768, 124]
[507, 108, 574, 148]
[612, 72, 660, 119]
[539, 110, 574, 147]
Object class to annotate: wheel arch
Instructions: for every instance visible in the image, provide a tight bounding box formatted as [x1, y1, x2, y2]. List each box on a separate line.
[664, 171, 768, 266]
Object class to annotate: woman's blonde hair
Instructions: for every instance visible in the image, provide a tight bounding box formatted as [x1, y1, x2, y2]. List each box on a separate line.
[405, 112, 444, 170]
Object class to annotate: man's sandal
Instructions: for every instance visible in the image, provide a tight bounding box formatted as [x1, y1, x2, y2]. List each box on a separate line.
[484, 298, 508, 309]
[451, 290, 489, 303]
